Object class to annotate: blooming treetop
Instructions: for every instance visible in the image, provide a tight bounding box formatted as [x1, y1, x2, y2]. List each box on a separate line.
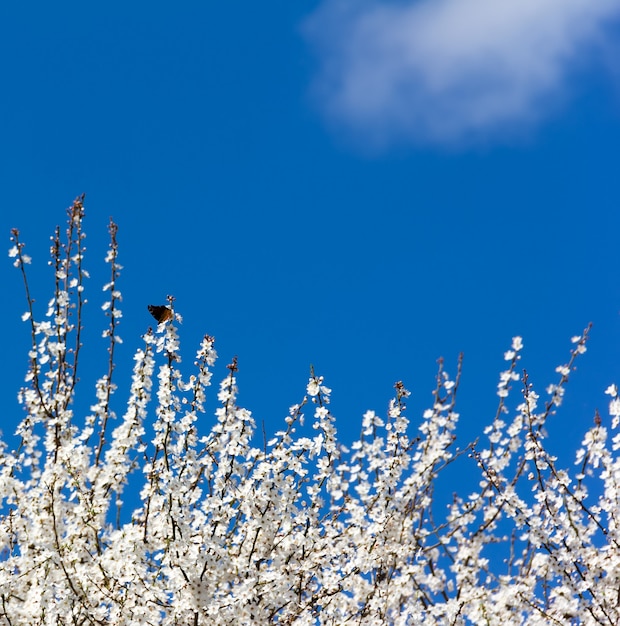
[1, 198, 619, 625]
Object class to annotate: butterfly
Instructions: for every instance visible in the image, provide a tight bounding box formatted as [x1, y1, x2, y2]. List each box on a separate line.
[148, 305, 174, 323]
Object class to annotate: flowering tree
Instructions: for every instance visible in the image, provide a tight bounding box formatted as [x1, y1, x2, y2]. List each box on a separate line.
[1, 197, 619, 625]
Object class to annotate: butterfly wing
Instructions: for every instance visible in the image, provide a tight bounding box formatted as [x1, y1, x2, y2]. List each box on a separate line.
[148, 305, 173, 323]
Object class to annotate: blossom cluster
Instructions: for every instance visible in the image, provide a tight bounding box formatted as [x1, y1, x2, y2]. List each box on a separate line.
[1, 200, 619, 625]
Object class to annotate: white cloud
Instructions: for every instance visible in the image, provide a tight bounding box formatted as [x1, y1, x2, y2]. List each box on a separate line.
[304, 0, 620, 147]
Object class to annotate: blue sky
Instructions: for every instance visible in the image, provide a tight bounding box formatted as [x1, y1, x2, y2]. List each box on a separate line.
[1, 1, 620, 472]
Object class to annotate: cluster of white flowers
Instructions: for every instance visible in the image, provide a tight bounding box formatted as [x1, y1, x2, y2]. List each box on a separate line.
[1, 202, 619, 625]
